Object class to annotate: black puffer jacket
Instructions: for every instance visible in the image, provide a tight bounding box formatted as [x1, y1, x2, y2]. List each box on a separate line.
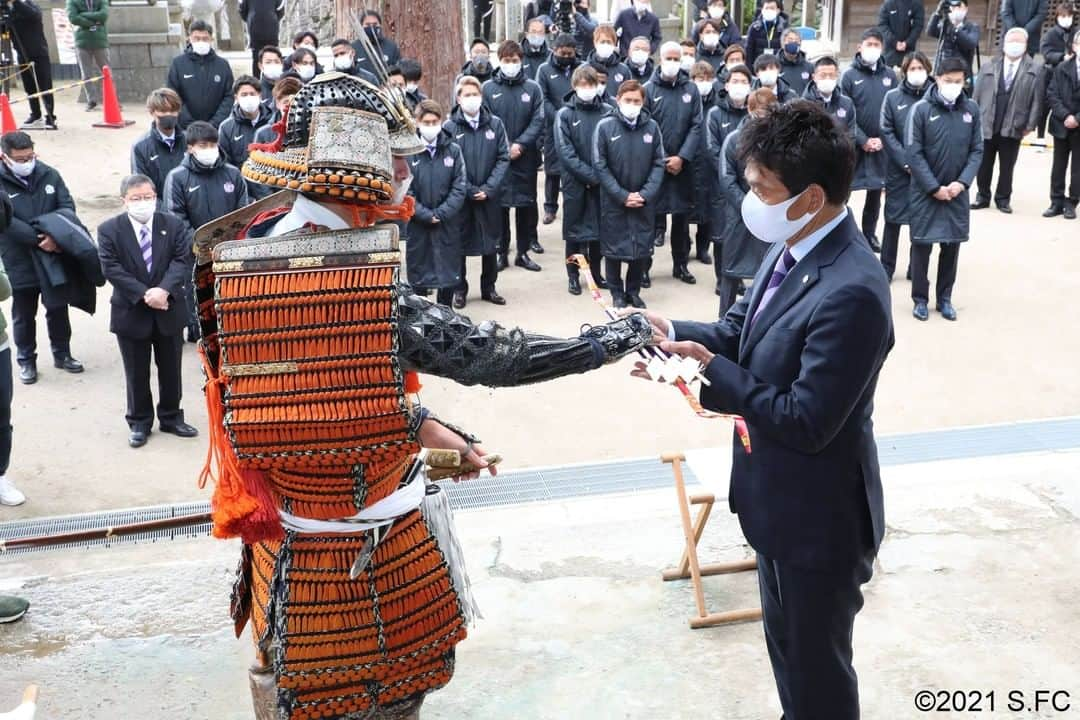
[130, 125, 188, 208]
[405, 130, 468, 289]
[718, 125, 768, 278]
[555, 92, 613, 244]
[644, 68, 703, 215]
[163, 154, 250, 236]
[880, 79, 932, 224]
[166, 44, 235, 128]
[703, 96, 748, 239]
[779, 50, 814, 96]
[444, 106, 511, 256]
[0, 160, 76, 291]
[482, 71, 545, 207]
[537, 55, 582, 174]
[842, 53, 899, 190]
[218, 101, 274, 169]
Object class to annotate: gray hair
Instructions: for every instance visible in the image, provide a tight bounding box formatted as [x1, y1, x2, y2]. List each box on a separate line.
[660, 40, 682, 57]
[1004, 27, 1028, 42]
[120, 173, 155, 197]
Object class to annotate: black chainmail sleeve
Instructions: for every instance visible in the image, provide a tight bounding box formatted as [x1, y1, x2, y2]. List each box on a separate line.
[396, 284, 651, 387]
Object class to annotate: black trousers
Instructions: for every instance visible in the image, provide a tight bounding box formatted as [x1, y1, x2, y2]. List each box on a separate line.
[11, 288, 71, 365]
[717, 276, 741, 318]
[0, 348, 12, 475]
[543, 172, 560, 215]
[880, 221, 913, 280]
[459, 254, 499, 295]
[650, 213, 691, 268]
[605, 257, 647, 297]
[19, 52, 54, 118]
[758, 551, 875, 720]
[694, 221, 711, 257]
[117, 329, 185, 432]
[860, 189, 882, 241]
[1050, 131, 1080, 205]
[565, 239, 603, 282]
[911, 242, 960, 304]
[472, 0, 493, 39]
[975, 135, 1021, 204]
[434, 287, 455, 305]
[500, 205, 539, 256]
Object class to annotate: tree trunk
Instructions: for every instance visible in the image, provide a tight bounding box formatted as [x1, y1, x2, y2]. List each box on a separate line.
[335, 0, 465, 110]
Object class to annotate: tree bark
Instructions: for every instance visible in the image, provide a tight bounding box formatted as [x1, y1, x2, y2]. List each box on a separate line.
[335, 0, 465, 110]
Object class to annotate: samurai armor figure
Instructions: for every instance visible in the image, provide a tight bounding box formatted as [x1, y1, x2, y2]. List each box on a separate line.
[193, 71, 653, 719]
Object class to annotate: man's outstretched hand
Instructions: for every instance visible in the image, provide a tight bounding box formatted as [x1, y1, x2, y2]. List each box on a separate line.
[629, 340, 715, 381]
[618, 307, 671, 344]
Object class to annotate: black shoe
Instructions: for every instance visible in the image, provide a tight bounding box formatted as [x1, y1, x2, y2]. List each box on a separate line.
[653, 231, 665, 247]
[542, 211, 556, 225]
[971, 197, 991, 210]
[85, 100, 98, 112]
[44, 116, 58, 130]
[913, 302, 929, 321]
[595, 276, 608, 290]
[530, 240, 544, 254]
[495, 253, 509, 271]
[160, 422, 199, 438]
[937, 300, 957, 321]
[129, 430, 149, 448]
[53, 355, 84, 373]
[995, 202, 1013, 214]
[905, 266, 912, 281]
[20, 115, 44, 130]
[866, 235, 882, 253]
[568, 275, 582, 295]
[1043, 205, 1064, 218]
[18, 363, 37, 385]
[673, 264, 697, 284]
[452, 291, 466, 309]
[611, 292, 628, 309]
[1065, 204, 1077, 220]
[515, 254, 541, 271]
[696, 249, 713, 264]
[640, 270, 651, 288]
[481, 290, 506, 305]
[628, 293, 647, 309]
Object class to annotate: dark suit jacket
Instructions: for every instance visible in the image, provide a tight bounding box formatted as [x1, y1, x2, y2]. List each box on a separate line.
[672, 212, 894, 572]
[97, 211, 192, 340]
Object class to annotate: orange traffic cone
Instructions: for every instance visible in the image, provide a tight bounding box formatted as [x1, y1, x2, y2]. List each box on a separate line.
[93, 65, 134, 129]
[0, 93, 17, 135]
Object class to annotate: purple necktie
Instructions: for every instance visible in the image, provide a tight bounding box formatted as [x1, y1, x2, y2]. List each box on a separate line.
[139, 225, 153, 274]
[751, 248, 796, 327]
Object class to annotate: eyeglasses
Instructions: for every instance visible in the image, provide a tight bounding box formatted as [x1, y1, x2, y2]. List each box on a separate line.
[126, 195, 157, 203]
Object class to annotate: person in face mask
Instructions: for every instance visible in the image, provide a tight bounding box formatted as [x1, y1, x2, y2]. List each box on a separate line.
[166, 20, 235, 129]
[405, 100, 469, 306]
[593, 80, 665, 308]
[752, 54, 796, 102]
[0, 131, 84, 384]
[290, 48, 319, 83]
[878, 0, 925, 68]
[131, 87, 188, 209]
[904, 57, 983, 321]
[537, 34, 582, 228]
[803, 56, 857, 143]
[588, 24, 632, 96]
[691, 0, 742, 48]
[840, 28, 898, 252]
[689, 61, 719, 266]
[459, 38, 496, 85]
[778, 28, 813, 95]
[97, 174, 199, 448]
[928, 0, 980, 91]
[239, 0, 284, 77]
[644, 41, 703, 285]
[625, 36, 655, 81]
[1036, 4, 1076, 147]
[971, 27, 1043, 214]
[329, 39, 377, 84]
[163, 121, 249, 338]
[879, 51, 933, 281]
[1043, 27, 1080, 219]
[398, 58, 427, 111]
[354, 9, 401, 67]
[614, 0, 662, 57]
[522, 18, 551, 80]
[218, 76, 274, 195]
[694, 19, 729, 75]
[634, 99, 894, 720]
[256, 46, 284, 102]
[680, 39, 698, 74]
[746, 0, 787, 67]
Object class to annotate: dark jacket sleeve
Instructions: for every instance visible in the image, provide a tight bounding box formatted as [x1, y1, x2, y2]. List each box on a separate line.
[555, 108, 597, 185]
[842, 72, 871, 147]
[640, 124, 667, 203]
[160, 217, 193, 299]
[97, 219, 149, 306]
[1025, 0, 1047, 34]
[433, 146, 468, 221]
[1046, 64, 1071, 122]
[907, 3, 925, 46]
[4, 214, 40, 247]
[959, 104, 984, 187]
[516, 89, 545, 147]
[1040, 30, 1066, 66]
[718, 133, 746, 209]
[880, 96, 907, 170]
[479, 122, 511, 195]
[650, 16, 663, 52]
[927, 14, 943, 39]
[699, 282, 892, 454]
[878, 1, 897, 46]
[1025, 64, 1045, 130]
[166, 59, 194, 128]
[130, 138, 147, 175]
[677, 87, 703, 161]
[955, 22, 980, 53]
[704, 108, 722, 167]
[210, 62, 235, 128]
[904, 106, 941, 193]
[409, 181, 434, 224]
[593, 121, 629, 200]
[1001, 0, 1017, 29]
[163, 168, 195, 235]
[671, 295, 748, 360]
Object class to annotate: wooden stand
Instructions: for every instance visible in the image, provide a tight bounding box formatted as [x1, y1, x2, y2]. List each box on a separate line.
[661, 453, 763, 630]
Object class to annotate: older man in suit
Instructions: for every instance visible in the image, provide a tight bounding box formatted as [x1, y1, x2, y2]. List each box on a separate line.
[633, 101, 894, 719]
[98, 174, 199, 448]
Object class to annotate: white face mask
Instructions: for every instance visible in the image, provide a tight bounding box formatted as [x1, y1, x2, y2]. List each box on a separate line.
[630, 49, 650, 66]
[906, 69, 928, 87]
[500, 61, 521, 78]
[299, 43, 317, 52]
[576, 86, 599, 102]
[126, 199, 156, 224]
[948, 9, 966, 24]
[297, 65, 316, 81]
[709, 6, 725, 18]
[762, 8, 778, 22]
[619, 101, 642, 120]
[460, 96, 483, 115]
[1003, 41, 1026, 59]
[261, 63, 282, 80]
[333, 54, 355, 71]
[5, 157, 35, 177]
[193, 147, 219, 166]
[406, 82, 419, 93]
[702, 33, 721, 49]
[816, 77, 837, 95]
[1058, 15, 1073, 29]
[741, 187, 819, 245]
[680, 56, 695, 72]
[694, 80, 714, 96]
[726, 83, 750, 102]
[861, 46, 882, 64]
[418, 125, 441, 143]
[238, 95, 261, 114]
[191, 40, 212, 56]
[595, 42, 615, 60]
[938, 81, 964, 102]
[527, 34, 546, 49]
[661, 59, 682, 77]
[758, 69, 779, 87]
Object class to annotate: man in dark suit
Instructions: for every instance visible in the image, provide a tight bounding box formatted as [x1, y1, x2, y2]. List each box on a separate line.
[633, 101, 894, 719]
[97, 174, 199, 448]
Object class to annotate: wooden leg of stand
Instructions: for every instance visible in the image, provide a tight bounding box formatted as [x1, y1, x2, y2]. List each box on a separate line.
[662, 453, 708, 620]
[662, 495, 715, 582]
[689, 607, 764, 629]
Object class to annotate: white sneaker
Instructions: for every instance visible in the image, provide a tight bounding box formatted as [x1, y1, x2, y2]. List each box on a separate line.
[0, 476, 26, 506]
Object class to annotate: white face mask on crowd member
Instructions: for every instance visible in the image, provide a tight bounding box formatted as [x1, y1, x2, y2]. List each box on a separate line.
[299, 42, 317, 52]
[4, 154, 36, 177]
[193, 147, 219, 166]
[694, 79, 714, 96]
[595, 42, 616, 60]
[762, 7, 779, 22]
[500, 61, 521, 78]
[861, 45, 882, 65]
[297, 64, 316, 81]
[630, 49, 650, 66]
[619, 100, 642, 120]
[680, 55, 695, 72]
[741, 186, 821, 245]
[261, 62, 282, 80]
[575, 85, 599, 102]
[1003, 41, 1026, 59]
[709, 5, 725, 18]
[636, 1, 652, 16]
[1058, 15, 1073, 29]
[906, 68, 928, 87]
[816, 77, 837, 95]
[702, 32, 721, 49]
[333, 54, 355, 71]
[938, 79, 965, 102]
[758, 69, 779, 87]
[460, 96, 482, 115]
[405, 82, 419, 94]
[726, 81, 750, 102]
[238, 95, 262, 114]
[948, 7, 966, 24]
[191, 40, 212, 55]
[418, 125, 441, 143]
[125, 187, 157, 224]
[661, 59, 681, 77]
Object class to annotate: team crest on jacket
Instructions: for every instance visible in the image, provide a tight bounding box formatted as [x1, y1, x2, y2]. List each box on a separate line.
[214, 75, 221, 83]
[883, 77, 892, 86]
[521, 92, 531, 102]
[802, 72, 809, 79]
[614, 73, 625, 82]
[485, 129, 496, 140]
[963, 112, 972, 123]
[837, 108, 847, 117]
[643, 133, 653, 143]
[45, 184, 55, 194]
[682, 93, 692, 103]
[224, 182, 235, 193]
[444, 156, 455, 167]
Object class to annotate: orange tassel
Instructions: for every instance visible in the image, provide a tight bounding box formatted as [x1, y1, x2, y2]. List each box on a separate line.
[404, 371, 421, 394]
